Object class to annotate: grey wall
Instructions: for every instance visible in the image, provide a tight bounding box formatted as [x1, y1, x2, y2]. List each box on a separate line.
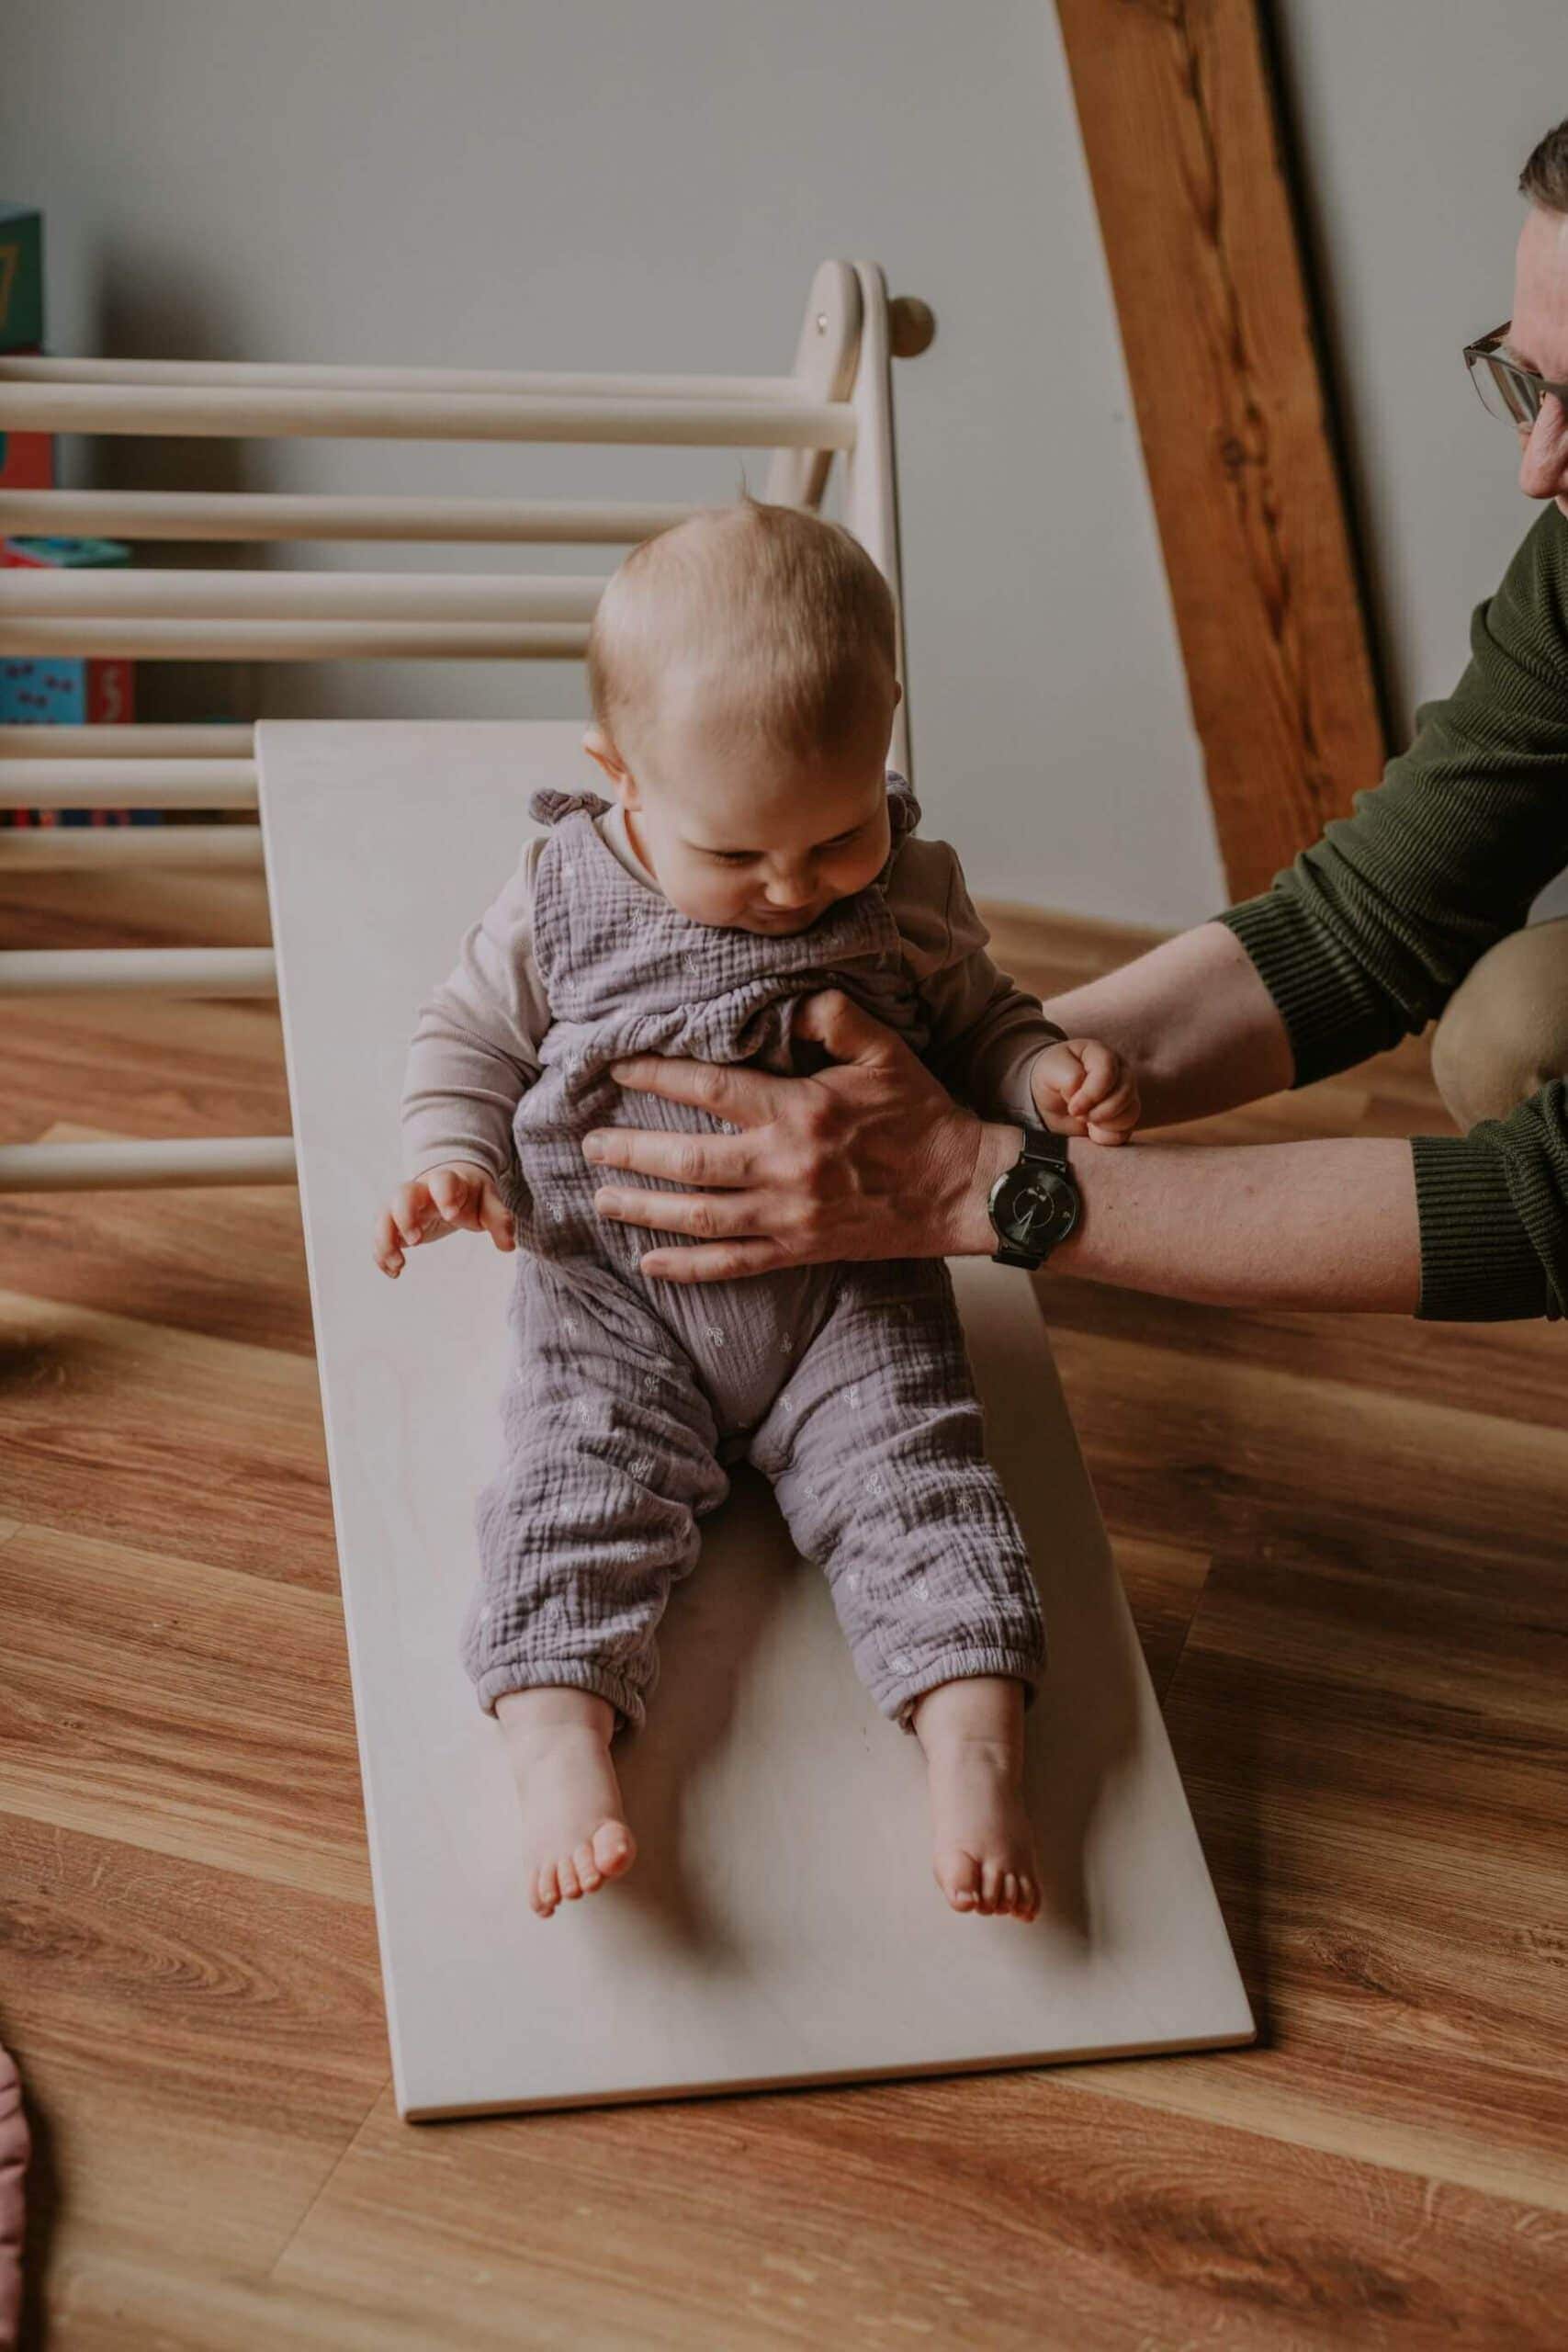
[1273, 2, 1568, 914]
[1274, 5, 1564, 727]
[9, 5, 1559, 926]
[0, 0, 1226, 927]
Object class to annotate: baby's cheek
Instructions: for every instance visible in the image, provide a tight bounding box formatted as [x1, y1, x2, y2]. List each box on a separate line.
[824, 843, 888, 899]
[659, 856, 741, 926]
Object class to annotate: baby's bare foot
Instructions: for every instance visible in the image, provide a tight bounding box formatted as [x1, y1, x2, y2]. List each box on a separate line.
[494, 1687, 637, 1919]
[911, 1675, 1040, 1922]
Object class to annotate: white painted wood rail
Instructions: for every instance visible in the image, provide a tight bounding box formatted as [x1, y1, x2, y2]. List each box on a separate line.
[0, 260, 922, 1191]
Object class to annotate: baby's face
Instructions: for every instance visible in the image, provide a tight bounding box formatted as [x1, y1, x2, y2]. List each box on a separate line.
[586, 706, 896, 934]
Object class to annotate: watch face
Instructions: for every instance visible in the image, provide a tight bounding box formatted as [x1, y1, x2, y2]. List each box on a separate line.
[995, 1166, 1078, 1251]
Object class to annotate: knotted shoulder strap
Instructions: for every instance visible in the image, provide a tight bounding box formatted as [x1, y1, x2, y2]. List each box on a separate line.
[528, 786, 612, 828]
[886, 770, 920, 842]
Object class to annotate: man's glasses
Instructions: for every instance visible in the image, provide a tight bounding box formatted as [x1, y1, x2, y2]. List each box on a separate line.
[1463, 322, 1568, 429]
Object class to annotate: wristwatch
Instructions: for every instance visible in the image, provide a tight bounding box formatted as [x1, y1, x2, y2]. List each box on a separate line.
[987, 1124, 1081, 1271]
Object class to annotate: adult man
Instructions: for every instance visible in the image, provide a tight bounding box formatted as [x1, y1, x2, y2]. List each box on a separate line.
[582, 121, 1568, 1324]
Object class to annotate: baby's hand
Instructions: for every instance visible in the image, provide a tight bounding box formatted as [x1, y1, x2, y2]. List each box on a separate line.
[1030, 1037, 1140, 1147]
[372, 1161, 516, 1278]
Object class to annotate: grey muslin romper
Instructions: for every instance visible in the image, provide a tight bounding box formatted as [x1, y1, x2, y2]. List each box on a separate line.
[463, 778, 1047, 1733]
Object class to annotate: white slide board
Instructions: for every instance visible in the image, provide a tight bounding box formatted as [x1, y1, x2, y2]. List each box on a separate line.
[257, 720, 1253, 2119]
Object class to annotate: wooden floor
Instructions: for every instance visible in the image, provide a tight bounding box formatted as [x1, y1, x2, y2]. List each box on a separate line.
[4, 865, 1568, 2348]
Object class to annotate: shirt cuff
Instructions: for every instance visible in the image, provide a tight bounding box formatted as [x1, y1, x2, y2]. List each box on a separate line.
[400, 1134, 512, 1185]
[964, 1030, 1066, 1128]
[1218, 890, 1400, 1089]
[1411, 1133, 1555, 1320]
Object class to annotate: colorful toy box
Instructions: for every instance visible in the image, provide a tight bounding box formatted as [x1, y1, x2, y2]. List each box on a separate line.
[0, 206, 43, 351]
[1, 536, 136, 725]
[1, 535, 140, 824]
[0, 206, 51, 492]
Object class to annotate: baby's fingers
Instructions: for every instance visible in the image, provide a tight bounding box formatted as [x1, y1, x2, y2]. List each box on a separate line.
[1081, 1071, 1138, 1124]
[478, 1182, 516, 1253]
[1064, 1039, 1122, 1114]
[425, 1169, 484, 1232]
[372, 1205, 407, 1277]
[1085, 1075, 1142, 1146]
[386, 1179, 458, 1259]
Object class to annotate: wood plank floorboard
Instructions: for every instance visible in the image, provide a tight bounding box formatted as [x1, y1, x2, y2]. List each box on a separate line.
[2, 872, 1565, 2345]
[265, 2075, 1568, 2350]
[4, 1524, 368, 1899]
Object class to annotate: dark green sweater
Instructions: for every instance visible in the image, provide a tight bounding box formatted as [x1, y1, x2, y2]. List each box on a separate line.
[1218, 503, 1568, 1321]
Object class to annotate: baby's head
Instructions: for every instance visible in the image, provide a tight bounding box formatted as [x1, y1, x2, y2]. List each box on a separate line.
[581, 496, 902, 933]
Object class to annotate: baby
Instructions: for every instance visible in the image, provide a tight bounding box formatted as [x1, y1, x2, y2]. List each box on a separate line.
[374, 499, 1139, 1927]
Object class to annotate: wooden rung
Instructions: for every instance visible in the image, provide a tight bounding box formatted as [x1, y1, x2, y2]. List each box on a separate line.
[0, 619, 593, 662]
[0, 383, 856, 449]
[0, 353, 803, 401]
[0, 823, 264, 867]
[3, 570, 607, 620]
[0, 1135, 298, 1191]
[0, 758, 258, 808]
[0, 947, 276, 997]
[0, 724, 254, 758]
[0, 490, 709, 543]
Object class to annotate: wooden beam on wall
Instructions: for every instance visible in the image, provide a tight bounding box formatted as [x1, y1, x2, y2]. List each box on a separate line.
[1056, 0, 1386, 899]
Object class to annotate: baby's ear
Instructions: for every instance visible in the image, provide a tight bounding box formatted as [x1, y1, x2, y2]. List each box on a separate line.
[581, 723, 624, 783]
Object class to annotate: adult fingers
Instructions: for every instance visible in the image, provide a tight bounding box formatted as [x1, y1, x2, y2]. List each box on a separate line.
[583, 1125, 757, 1187]
[593, 1182, 763, 1238]
[607, 1052, 784, 1126]
[637, 1238, 792, 1283]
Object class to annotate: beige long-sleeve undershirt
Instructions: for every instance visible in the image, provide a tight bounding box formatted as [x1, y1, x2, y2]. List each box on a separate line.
[400, 803, 1062, 1183]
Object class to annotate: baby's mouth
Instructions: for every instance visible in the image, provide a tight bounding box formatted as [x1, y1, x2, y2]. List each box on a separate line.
[748, 907, 821, 933]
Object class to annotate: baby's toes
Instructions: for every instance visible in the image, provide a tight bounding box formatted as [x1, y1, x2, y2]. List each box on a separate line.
[932, 1846, 983, 1913]
[979, 1858, 1008, 1916]
[573, 1838, 604, 1894]
[592, 1821, 637, 1882]
[556, 1851, 582, 1903]
[532, 1861, 560, 1919]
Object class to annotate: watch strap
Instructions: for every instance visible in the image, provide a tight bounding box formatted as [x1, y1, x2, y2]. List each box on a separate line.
[1018, 1124, 1069, 1174]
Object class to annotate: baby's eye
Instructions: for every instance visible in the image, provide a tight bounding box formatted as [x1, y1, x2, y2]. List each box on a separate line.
[707, 849, 755, 867]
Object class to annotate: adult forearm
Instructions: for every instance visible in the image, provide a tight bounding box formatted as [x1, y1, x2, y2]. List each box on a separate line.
[586, 992, 1417, 1310]
[962, 1125, 1421, 1313]
[1040, 920, 1295, 1129]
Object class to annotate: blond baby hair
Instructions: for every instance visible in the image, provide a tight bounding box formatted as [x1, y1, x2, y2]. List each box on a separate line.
[586, 495, 897, 771]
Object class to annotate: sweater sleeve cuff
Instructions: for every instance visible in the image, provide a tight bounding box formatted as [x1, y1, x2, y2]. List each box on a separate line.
[401, 1135, 512, 1185]
[1410, 1133, 1555, 1321]
[1217, 890, 1399, 1089]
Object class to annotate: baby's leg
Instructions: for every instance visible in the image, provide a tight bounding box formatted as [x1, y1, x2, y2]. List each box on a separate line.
[750, 1261, 1046, 1921]
[470, 1260, 728, 1917]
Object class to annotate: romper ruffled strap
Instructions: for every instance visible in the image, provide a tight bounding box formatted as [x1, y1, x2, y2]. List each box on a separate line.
[886, 771, 920, 842]
[529, 786, 612, 827]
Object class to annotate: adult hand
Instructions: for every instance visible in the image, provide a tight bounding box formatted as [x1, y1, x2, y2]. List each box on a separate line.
[583, 990, 1019, 1282]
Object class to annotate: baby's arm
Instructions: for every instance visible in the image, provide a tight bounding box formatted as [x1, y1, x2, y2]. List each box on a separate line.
[893, 838, 1140, 1145]
[375, 840, 551, 1276]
